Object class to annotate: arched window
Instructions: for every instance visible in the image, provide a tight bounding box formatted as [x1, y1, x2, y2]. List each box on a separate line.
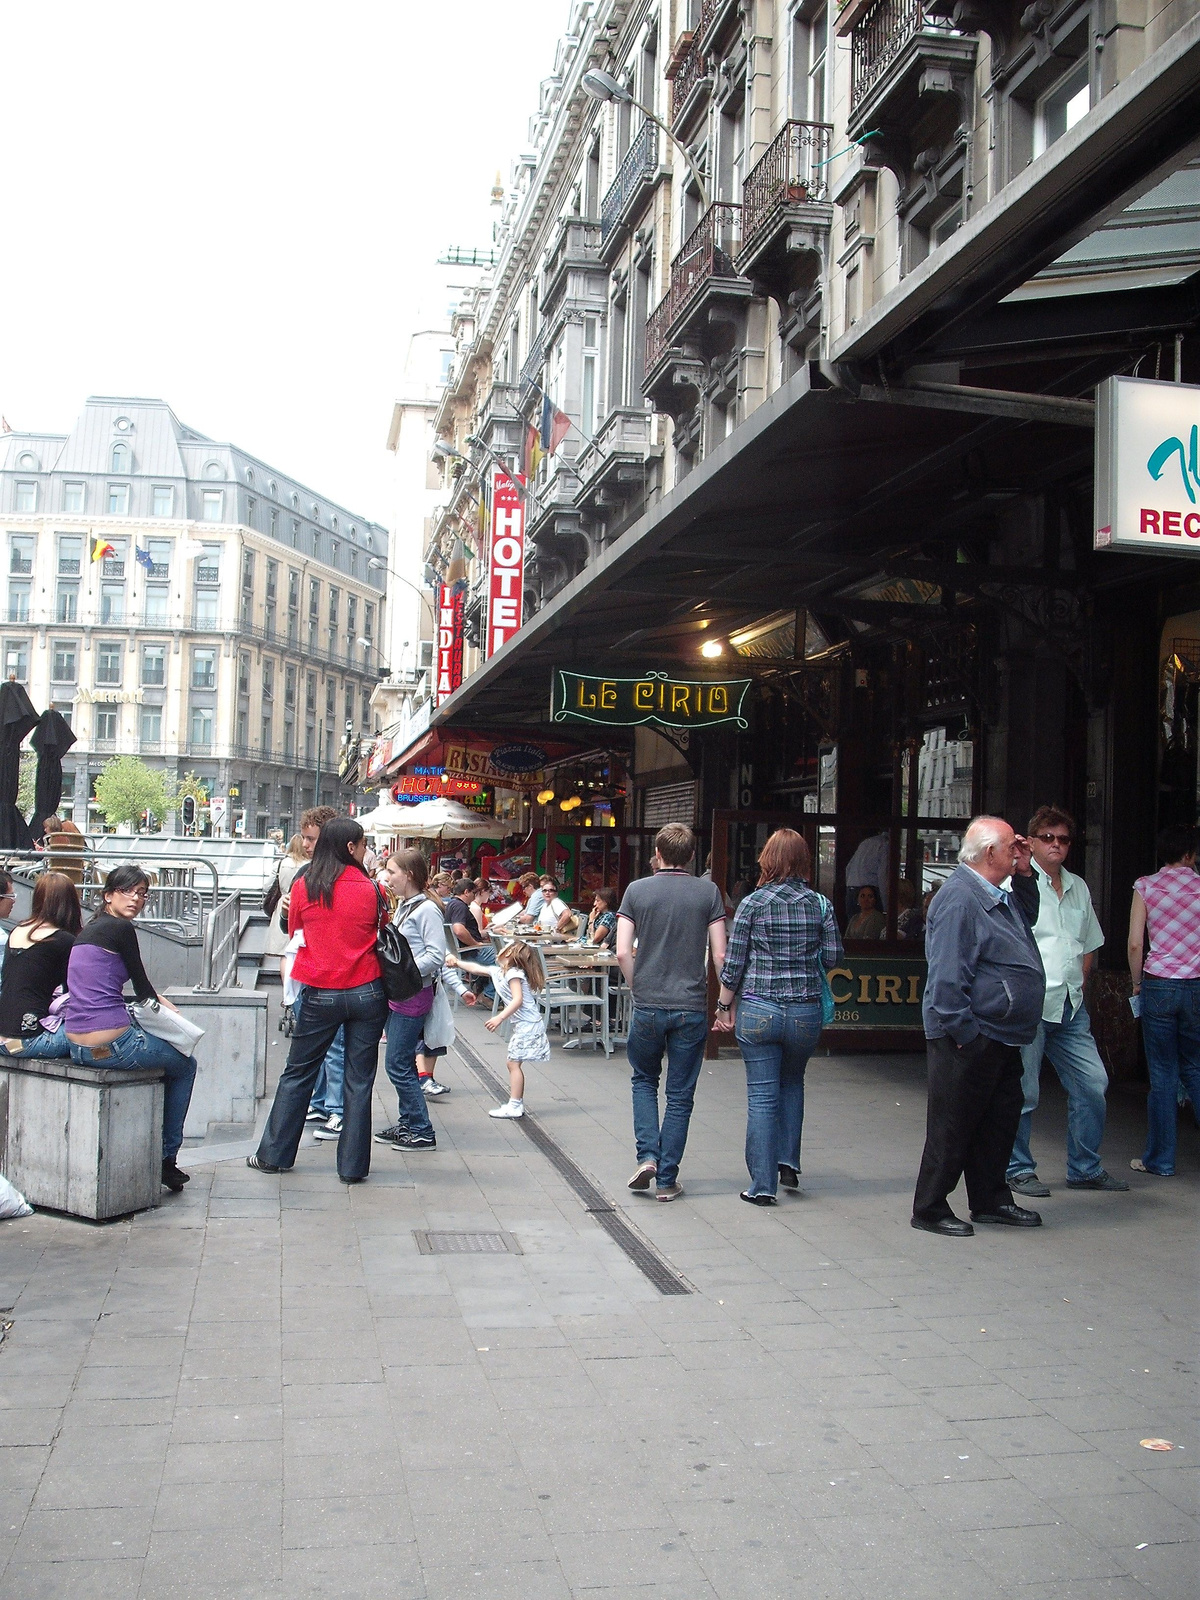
[269, 480, 277, 497]
[245, 468, 254, 485]
[331, 515, 338, 532]
[312, 503, 320, 520]
[290, 491, 299, 508]
[110, 442, 130, 473]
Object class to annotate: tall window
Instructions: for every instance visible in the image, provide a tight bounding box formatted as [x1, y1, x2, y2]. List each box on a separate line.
[791, 6, 827, 122]
[141, 645, 165, 686]
[108, 484, 130, 515]
[261, 710, 273, 753]
[1034, 57, 1091, 156]
[7, 584, 30, 623]
[262, 659, 275, 701]
[14, 483, 36, 513]
[202, 490, 223, 521]
[147, 538, 171, 578]
[194, 592, 218, 627]
[3, 641, 28, 681]
[189, 707, 213, 748]
[284, 664, 296, 708]
[582, 315, 599, 437]
[52, 641, 77, 683]
[57, 534, 82, 575]
[101, 584, 124, 624]
[10, 535, 34, 575]
[62, 483, 84, 513]
[95, 707, 118, 742]
[144, 585, 169, 624]
[191, 648, 217, 689]
[110, 442, 130, 473]
[347, 594, 358, 639]
[141, 706, 162, 744]
[238, 651, 250, 695]
[152, 485, 174, 517]
[96, 643, 122, 686]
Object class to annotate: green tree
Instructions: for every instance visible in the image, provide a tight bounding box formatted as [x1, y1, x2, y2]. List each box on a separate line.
[92, 757, 175, 830]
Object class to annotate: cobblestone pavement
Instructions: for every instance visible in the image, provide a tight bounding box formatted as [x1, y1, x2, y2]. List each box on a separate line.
[0, 1011, 1196, 1599]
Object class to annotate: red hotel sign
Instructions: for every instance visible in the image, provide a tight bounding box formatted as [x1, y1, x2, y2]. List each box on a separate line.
[435, 582, 464, 706]
[394, 774, 481, 799]
[486, 470, 525, 657]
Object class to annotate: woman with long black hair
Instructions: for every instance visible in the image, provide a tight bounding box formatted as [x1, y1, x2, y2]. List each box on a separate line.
[249, 816, 387, 1183]
[0, 871, 82, 1059]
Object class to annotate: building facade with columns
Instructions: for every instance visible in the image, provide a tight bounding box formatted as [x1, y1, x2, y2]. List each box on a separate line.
[0, 397, 388, 837]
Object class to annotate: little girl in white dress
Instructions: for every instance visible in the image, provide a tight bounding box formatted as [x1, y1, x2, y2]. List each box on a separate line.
[446, 940, 549, 1119]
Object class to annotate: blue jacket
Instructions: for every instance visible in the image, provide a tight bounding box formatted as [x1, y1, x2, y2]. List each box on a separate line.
[923, 865, 1045, 1046]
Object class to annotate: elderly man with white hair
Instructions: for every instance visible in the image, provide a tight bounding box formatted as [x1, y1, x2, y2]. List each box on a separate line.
[912, 815, 1046, 1237]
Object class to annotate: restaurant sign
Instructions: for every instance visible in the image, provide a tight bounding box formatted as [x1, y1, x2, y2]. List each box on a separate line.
[551, 670, 752, 730]
[444, 745, 544, 790]
[823, 956, 925, 1031]
[1096, 376, 1200, 555]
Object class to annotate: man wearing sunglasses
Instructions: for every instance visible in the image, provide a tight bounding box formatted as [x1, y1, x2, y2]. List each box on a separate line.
[1006, 806, 1128, 1196]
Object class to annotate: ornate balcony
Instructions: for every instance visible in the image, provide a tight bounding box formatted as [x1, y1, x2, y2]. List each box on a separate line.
[573, 407, 659, 517]
[665, 31, 712, 130]
[842, 0, 976, 143]
[738, 120, 835, 321]
[599, 121, 659, 253]
[645, 203, 749, 369]
[542, 217, 602, 310]
[475, 381, 524, 458]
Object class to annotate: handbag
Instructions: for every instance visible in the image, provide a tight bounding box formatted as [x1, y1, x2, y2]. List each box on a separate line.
[813, 891, 837, 1028]
[376, 892, 425, 1005]
[262, 869, 282, 919]
[128, 999, 205, 1053]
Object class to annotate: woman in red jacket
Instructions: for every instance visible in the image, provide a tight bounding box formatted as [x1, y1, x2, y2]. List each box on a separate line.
[248, 817, 387, 1183]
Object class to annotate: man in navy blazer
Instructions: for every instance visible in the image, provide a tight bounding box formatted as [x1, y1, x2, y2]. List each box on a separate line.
[913, 817, 1045, 1237]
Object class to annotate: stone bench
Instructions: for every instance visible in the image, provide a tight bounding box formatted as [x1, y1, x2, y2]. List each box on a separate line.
[0, 1055, 164, 1220]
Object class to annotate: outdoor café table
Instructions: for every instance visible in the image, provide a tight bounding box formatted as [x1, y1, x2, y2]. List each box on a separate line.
[546, 948, 622, 1056]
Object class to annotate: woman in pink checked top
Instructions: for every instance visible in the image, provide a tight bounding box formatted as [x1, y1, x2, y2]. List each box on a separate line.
[1127, 824, 1200, 1176]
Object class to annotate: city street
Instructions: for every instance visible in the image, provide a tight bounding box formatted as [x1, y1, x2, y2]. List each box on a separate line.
[0, 1011, 1195, 1599]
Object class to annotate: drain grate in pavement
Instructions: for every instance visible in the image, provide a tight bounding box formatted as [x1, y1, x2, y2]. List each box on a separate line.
[451, 1037, 691, 1296]
[413, 1230, 523, 1256]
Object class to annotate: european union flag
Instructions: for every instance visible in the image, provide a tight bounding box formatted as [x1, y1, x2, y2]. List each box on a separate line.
[135, 546, 155, 573]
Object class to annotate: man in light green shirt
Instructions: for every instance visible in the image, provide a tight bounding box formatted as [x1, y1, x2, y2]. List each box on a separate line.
[1007, 806, 1129, 1195]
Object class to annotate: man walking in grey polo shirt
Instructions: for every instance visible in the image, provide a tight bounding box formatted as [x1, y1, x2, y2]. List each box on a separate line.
[1007, 806, 1129, 1195]
[616, 824, 727, 1201]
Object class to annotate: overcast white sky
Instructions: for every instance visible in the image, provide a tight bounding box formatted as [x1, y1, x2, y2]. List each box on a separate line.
[0, 0, 569, 536]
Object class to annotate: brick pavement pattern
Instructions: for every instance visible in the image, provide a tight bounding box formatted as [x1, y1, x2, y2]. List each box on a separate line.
[0, 1011, 1196, 1599]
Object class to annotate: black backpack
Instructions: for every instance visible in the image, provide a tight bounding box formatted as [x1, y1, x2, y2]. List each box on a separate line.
[376, 891, 424, 1005]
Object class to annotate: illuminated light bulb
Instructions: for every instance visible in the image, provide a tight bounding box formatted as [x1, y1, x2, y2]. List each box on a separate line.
[700, 639, 724, 659]
[536, 788, 555, 804]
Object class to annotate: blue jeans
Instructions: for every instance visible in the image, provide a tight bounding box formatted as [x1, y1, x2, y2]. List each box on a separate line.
[256, 981, 388, 1179]
[383, 1010, 436, 1139]
[309, 1025, 345, 1117]
[736, 997, 823, 1197]
[1008, 999, 1109, 1183]
[69, 1026, 197, 1162]
[1139, 975, 1200, 1174]
[1, 1030, 70, 1060]
[627, 1006, 709, 1189]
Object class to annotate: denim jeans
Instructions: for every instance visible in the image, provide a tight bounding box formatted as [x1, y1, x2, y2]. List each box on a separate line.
[69, 1026, 197, 1161]
[627, 1006, 709, 1189]
[1008, 999, 1109, 1183]
[309, 1024, 345, 1118]
[1139, 975, 1200, 1174]
[736, 997, 823, 1197]
[1, 1030, 70, 1060]
[256, 981, 387, 1179]
[383, 1010, 436, 1140]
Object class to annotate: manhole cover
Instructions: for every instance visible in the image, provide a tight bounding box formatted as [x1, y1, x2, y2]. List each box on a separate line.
[413, 1230, 522, 1256]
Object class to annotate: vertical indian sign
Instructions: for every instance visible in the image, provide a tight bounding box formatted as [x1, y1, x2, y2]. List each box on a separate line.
[487, 470, 526, 657]
[435, 582, 464, 706]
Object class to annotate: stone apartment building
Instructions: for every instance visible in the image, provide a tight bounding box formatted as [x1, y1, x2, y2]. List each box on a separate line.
[0, 397, 388, 837]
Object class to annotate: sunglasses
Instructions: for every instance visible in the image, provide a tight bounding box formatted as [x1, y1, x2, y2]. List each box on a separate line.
[1034, 833, 1071, 846]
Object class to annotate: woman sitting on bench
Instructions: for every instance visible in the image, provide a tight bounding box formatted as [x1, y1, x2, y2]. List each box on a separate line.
[0, 873, 82, 1059]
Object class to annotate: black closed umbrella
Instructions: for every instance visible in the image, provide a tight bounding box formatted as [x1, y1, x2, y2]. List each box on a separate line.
[30, 709, 77, 845]
[0, 680, 39, 850]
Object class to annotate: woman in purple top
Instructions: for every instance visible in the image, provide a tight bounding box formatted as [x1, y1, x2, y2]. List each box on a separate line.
[66, 864, 198, 1193]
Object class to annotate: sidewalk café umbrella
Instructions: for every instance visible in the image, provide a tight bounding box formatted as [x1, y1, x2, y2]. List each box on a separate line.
[356, 799, 420, 838]
[393, 797, 504, 839]
[30, 709, 77, 843]
[0, 680, 38, 850]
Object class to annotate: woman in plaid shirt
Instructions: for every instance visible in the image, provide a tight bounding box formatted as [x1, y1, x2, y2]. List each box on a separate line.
[714, 829, 842, 1204]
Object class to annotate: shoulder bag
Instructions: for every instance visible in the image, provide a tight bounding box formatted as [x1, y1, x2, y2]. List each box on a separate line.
[811, 891, 837, 1028]
[376, 891, 425, 1005]
[262, 866, 282, 920]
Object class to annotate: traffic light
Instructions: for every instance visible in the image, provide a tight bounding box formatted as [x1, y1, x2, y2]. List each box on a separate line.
[181, 795, 196, 829]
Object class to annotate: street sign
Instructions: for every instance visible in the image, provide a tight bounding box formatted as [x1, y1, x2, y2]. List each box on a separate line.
[1095, 375, 1200, 554]
[550, 669, 752, 730]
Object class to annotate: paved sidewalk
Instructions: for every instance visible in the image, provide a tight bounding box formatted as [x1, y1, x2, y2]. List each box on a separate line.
[0, 1010, 1196, 1599]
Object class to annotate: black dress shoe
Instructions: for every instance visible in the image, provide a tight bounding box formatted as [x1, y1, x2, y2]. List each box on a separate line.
[970, 1204, 1042, 1227]
[778, 1164, 800, 1189]
[911, 1215, 974, 1237]
[740, 1190, 777, 1206]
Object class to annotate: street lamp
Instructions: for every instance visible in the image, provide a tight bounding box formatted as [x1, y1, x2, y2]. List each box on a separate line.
[581, 68, 711, 212]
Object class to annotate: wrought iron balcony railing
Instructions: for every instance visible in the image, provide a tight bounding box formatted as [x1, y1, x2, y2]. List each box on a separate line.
[667, 31, 710, 125]
[645, 202, 743, 371]
[851, 0, 955, 110]
[742, 121, 834, 241]
[600, 119, 658, 242]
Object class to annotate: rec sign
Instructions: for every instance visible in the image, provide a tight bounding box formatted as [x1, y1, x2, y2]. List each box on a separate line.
[435, 582, 464, 706]
[487, 470, 526, 657]
[1095, 376, 1200, 556]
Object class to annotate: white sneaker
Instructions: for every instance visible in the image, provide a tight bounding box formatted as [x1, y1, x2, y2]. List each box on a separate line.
[423, 1079, 451, 1096]
[489, 1101, 525, 1119]
[313, 1115, 343, 1141]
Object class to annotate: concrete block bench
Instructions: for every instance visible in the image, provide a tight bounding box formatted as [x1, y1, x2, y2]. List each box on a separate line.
[0, 1055, 164, 1220]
